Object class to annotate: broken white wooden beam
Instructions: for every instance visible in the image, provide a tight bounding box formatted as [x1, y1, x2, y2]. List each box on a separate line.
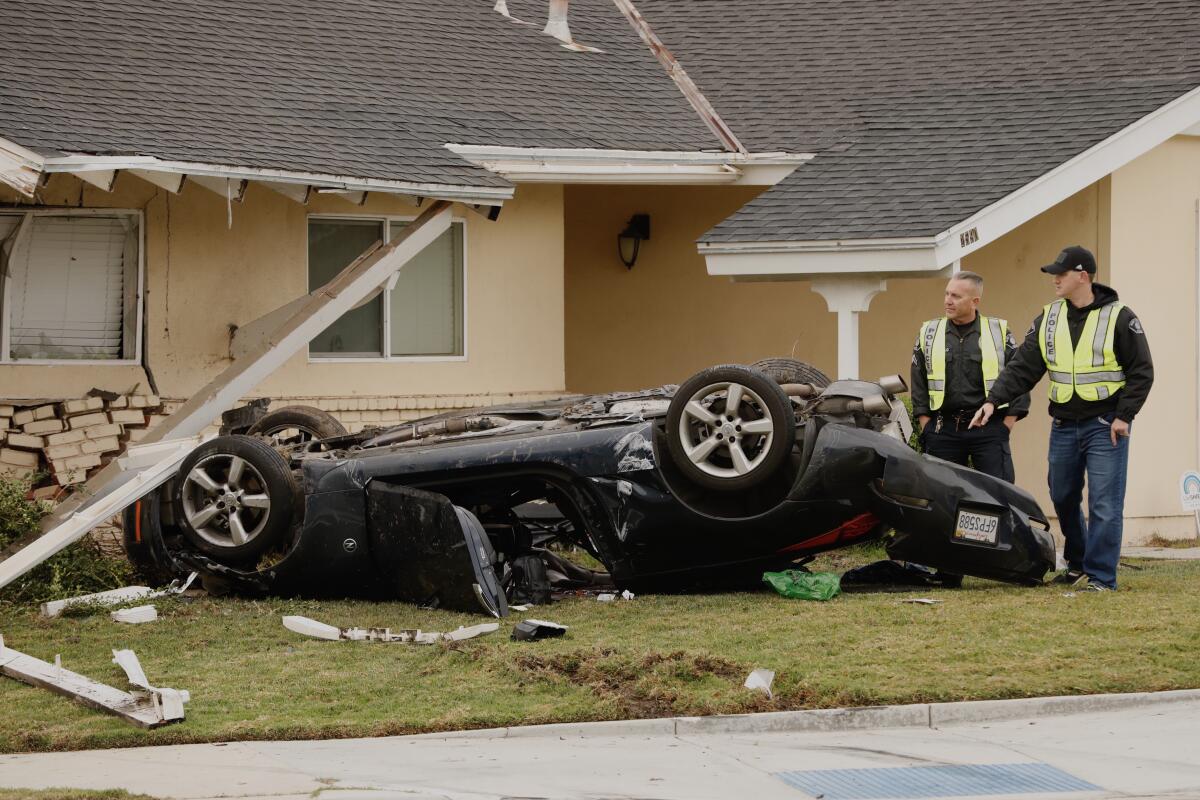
[74, 169, 118, 192]
[129, 169, 186, 194]
[188, 175, 247, 201]
[40, 572, 197, 618]
[0, 636, 188, 728]
[258, 180, 311, 204]
[1, 204, 454, 588]
[283, 616, 499, 644]
[0, 437, 209, 591]
[0, 138, 44, 197]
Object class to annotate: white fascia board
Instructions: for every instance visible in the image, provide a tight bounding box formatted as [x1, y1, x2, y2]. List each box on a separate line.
[0, 137, 45, 197]
[935, 82, 1200, 266]
[701, 237, 942, 281]
[39, 155, 513, 205]
[446, 144, 812, 186]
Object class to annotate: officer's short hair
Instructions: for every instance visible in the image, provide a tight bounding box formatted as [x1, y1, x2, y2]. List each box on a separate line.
[950, 271, 984, 296]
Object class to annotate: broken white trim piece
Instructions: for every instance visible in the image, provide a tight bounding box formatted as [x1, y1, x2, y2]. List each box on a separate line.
[0, 137, 44, 197]
[39, 155, 513, 204]
[129, 169, 185, 194]
[111, 648, 189, 722]
[744, 668, 775, 699]
[0, 636, 187, 728]
[282, 616, 499, 644]
[75, 169, 118, 192]
[111, 605, 158, 624]
[41, 586, 153, 618]
[40, 570, 197, 617]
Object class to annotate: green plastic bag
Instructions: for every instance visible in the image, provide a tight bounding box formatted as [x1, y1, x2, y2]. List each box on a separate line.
[762, 570, 842, 601]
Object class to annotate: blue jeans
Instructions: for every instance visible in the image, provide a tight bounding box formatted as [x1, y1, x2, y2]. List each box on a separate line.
[1047, 415, 1130, 588]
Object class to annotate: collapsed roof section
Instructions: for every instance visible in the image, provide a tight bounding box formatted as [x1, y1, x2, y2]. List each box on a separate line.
[0, 0, 724, 203]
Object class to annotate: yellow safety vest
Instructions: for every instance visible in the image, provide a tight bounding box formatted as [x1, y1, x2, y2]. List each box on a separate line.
[919, 315, 1008, 411]
[1038, 300, 1126, 402]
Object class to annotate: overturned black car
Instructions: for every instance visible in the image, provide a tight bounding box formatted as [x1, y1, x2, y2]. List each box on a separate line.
[125, 360, 1056, 616]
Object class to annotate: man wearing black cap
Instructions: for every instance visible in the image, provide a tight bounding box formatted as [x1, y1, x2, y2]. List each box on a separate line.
[970, 246, 1153, 591]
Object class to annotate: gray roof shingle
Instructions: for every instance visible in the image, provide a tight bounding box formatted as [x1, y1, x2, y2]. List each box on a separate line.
[633, 0, 1200, 242]
[0, 0, 720, 191]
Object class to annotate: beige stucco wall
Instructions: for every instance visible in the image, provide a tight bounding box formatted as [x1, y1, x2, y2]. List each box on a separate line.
[564, 185, 836, 392]
[0, 175, 566, 419]
[1108, 135, 1200, 538]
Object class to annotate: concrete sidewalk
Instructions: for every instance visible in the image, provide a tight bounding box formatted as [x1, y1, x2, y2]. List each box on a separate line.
[2, 692, 1199, 800]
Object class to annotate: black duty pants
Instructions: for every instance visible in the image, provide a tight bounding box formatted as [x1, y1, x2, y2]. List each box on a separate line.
[921, 416, 1014, 482]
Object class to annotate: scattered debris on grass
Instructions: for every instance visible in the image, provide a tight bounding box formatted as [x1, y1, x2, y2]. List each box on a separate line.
[282, 615, 498, 643]
[899, 598, 943, 605]
[511, 619, 568, 641]
[763, 570, 841, 601]
[0, 635, 188, 728]
[743, 668, 775, 699]
[111, 605, 157, 624]
[41, 572, 197, 618]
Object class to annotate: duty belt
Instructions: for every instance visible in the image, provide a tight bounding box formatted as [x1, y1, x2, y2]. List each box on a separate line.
[933, 409, 987, 433]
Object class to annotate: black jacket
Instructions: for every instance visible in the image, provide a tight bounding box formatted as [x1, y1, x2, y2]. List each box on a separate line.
[986, 283, 1153, 422]
[911, 314, 1030, 418]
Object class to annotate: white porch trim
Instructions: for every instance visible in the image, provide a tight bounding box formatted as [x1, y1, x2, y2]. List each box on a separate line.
[37, 154, 513, 205]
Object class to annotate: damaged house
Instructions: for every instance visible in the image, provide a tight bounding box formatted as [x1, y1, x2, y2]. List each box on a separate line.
[2, 0, 1200, 554]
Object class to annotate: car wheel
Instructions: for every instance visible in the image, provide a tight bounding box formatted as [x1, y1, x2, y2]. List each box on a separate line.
[246, 405, 346, 445]
[751, 357, 831, 388]
[666, 364, 796, 491]
[174, 435, 297, 561]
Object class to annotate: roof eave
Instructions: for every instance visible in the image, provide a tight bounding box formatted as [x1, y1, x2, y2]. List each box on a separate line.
[0, 137, 45, 197]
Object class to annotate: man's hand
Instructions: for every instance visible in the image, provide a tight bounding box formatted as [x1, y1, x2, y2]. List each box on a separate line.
[1110, 418, 1131, 446]
[918, 414, 931, 433]
[970, 402, 995, 429]
[1003, 416, 1018, 432]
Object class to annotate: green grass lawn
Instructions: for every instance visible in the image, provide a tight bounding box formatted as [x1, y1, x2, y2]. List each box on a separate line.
[2, 550, 1198, 753]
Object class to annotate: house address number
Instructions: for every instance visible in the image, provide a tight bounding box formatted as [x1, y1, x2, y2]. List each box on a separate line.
[959, 227, 979, 247]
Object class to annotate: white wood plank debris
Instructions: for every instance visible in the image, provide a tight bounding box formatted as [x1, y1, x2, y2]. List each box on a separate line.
[282, 615, 499, 644]
[0, 635, 189, 727]
[111, 605, 157, 624]
[40, 572, 196, 618]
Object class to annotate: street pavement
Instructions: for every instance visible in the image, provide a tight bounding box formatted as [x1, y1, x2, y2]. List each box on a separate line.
[1, 693, 1198, 800]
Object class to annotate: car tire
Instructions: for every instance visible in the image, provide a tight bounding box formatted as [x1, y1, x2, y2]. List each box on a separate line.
[174, 435, 297, 561]
[247, 405, 347, 444]
[666, 364, 796, 492]
[750, 357, 831, 388]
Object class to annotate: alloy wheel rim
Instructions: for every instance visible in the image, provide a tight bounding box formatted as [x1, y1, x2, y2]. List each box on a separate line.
[181, 453, 272, 548]
[677, 381, 775, 478]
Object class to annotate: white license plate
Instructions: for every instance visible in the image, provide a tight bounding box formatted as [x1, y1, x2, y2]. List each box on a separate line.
[954, 509, 1000, 545]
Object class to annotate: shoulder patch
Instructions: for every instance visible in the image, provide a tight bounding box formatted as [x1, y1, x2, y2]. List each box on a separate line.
[1129, 317, 1144, 335]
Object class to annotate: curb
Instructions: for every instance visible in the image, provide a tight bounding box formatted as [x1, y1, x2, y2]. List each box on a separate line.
[408, 688, 1200, 741]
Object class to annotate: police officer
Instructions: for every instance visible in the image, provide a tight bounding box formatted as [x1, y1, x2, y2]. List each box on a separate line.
[911, 271, 1029, 480]
[971, 246, 1153, 591]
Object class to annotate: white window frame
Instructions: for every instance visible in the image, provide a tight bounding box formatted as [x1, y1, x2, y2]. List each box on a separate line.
[306, 213, 469, 363]
[0, 207, 145, 366]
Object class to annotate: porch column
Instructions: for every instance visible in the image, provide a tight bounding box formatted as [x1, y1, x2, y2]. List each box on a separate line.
[810, 276, 887, 379]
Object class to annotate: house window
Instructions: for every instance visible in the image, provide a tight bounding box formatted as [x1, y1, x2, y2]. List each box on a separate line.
[308, 216, 465, 359]
[0, 211, 141, 362]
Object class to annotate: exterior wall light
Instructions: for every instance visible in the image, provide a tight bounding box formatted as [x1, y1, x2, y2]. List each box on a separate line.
[617, 214, 650, 269]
